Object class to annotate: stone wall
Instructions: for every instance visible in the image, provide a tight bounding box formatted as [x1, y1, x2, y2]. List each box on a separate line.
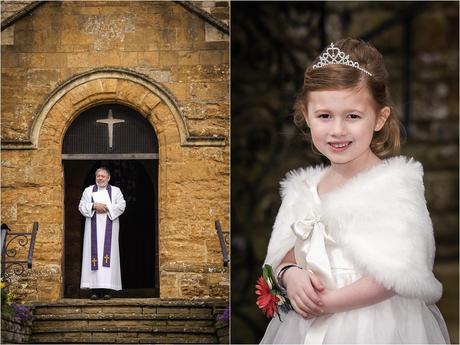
[1, 1, 229, 301]
[1, 314, 32, 344]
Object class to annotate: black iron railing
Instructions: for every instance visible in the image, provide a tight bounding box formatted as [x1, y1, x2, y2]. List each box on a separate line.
[1, 222, 39, 286]
[215, 220, 229, 267]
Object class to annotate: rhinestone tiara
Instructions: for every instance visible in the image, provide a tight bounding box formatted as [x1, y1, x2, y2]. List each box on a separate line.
[312, 43, 373, 76]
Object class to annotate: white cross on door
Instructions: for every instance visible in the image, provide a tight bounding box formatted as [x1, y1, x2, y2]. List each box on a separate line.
[96, 109, 125, 149]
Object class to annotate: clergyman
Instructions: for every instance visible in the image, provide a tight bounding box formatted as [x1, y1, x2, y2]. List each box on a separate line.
[78, 167, 126, 299]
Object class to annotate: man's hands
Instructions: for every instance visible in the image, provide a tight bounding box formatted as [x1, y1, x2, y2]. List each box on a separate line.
[93, 202, 108, 213]
[283, 267, 325, 319]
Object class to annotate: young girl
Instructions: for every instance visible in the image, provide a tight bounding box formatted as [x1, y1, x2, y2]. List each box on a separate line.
[260, 38, 450, 344]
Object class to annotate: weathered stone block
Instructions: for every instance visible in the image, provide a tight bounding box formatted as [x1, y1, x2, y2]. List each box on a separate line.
[1, 25, 15, 45]
[159, 272, 179, 298]
[139, 93, 162, 115]
[26, 69, 60, 87]
[99, 78, 119, 93]
[199, 50, 223, 65]
[123, 31, 147, 51]
[208, 273, 229, 297]
[84, 79, 105, 97]
[144, 69, 171, 83]
[205, 23, 228, 42]
[1, 202, 18, 222]
[159, 51, 178, 66]
[37, 281, 61, 301]
[67, 52, 90, 68]
[2, 52, 20, 67]
[116, 80, 149, 103]
[164, 82, 190, 101]
[179, 273, 208, 297]
[138, 51, 160, 67]
[102, 51, 121, 66]
[102, 306, 142, 314]
[120, 52, 138, 66]
[156, 307, 190, 315]
[142, 306, 157, 314]
[47, 53, 68, 68]
[170, 65, 228, 83]
[190, 82, 228, 101]
[60, 30, 93, 46]
[178, 51, 200, 65]
[160, 240, 207, 263]
[34, 245, 62, 262]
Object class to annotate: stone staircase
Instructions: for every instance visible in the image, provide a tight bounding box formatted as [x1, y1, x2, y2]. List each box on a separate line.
[30, 298, 228, 344]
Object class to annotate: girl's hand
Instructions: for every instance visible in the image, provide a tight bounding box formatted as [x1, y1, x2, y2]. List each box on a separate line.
[317, 289, 334, 314]
[283, 267, 325, 318]
[318, 276, 395, 314]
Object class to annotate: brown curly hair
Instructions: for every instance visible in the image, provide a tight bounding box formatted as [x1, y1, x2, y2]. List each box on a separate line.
[293, 38, 403, 158]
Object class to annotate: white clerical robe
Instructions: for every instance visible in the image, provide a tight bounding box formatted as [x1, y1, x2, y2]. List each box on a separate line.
[79, 185, 126, 290]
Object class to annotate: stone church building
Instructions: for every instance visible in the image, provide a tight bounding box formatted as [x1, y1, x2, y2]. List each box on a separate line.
[1, 1, 229, 342]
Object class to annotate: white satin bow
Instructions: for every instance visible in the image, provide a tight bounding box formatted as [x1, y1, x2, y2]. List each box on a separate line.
[291, 211, 336, 289]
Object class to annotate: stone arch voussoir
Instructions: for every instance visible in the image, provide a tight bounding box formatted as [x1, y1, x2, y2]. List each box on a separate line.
[36, 68, 190, 150]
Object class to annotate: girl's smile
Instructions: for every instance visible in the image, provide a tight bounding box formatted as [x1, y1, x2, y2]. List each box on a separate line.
[328, 141, 352, 152]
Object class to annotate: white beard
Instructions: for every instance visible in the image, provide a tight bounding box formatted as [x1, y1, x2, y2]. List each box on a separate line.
[264, 156, 442, 304]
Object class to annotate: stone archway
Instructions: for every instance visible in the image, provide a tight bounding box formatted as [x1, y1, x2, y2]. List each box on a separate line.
[33, 68, 194, 300]
[38, 68, 187, 149]
[62, 102, 159, 298]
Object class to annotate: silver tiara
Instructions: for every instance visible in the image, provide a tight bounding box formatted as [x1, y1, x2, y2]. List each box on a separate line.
[312, 43, 373, 76]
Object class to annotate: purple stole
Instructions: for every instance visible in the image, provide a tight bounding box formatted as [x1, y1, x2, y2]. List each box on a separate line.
[90, 184, 113, 271]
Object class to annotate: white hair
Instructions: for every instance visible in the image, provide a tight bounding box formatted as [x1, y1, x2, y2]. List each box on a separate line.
[95, 167, 110, 176]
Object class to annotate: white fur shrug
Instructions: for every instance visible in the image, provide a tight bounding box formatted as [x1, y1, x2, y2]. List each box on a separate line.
[264, 156, 443, 304]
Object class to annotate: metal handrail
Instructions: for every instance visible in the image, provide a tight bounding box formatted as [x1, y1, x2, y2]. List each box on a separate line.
[1, 222, 39, 285]
[215, 220, 229, 267]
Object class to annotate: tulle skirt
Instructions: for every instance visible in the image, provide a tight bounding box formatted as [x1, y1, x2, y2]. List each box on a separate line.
[260, 269, 450, 344]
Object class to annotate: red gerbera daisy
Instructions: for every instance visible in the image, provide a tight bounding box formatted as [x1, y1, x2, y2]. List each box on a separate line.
[255, 275, 279, 318]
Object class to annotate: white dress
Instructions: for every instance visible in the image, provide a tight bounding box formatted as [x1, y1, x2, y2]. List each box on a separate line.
[261, 183, 450, 344]
[79, 185, 126, 291]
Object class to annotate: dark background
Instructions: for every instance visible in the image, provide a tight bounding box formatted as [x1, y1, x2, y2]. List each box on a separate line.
[230, 2, 459, 343]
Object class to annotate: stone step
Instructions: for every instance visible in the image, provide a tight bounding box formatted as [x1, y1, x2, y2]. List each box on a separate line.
[32, 298, 226, 308]
[31, 334, 218, 344]
[34, 313, 215, 321]
[32, 298, 224, 317]
[33, 319, 215, 331]
[30, 298, 228, 344]
[32, 325, 216, 334]
[34, 306, 214, 316]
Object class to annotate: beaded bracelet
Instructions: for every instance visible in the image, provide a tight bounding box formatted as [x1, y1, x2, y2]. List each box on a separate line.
[276, 264, 303, 289]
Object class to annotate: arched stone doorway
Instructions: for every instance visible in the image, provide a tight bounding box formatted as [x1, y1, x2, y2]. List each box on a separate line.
[62, 103, 159, 298]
